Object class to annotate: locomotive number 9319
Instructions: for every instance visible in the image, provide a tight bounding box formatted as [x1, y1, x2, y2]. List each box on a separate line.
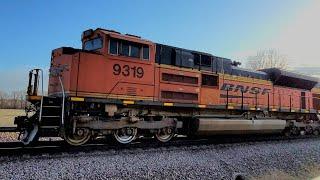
[113, 64, 144, 78]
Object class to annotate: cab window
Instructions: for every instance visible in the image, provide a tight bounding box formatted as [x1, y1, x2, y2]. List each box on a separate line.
[109, 38, 118, 54]
[130, 43, 140, 58]
[143, 46, 149, 60]
[120, 42, 130, 56]
[84, 37, 103, 51]
[109, 38, 149, 60]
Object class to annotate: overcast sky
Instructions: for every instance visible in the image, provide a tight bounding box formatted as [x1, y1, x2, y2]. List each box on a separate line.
[0, 0, 319, 92]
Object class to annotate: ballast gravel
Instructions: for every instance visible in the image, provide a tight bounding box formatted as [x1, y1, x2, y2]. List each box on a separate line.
[1, 138, 320, 179]
[0, 132, 19, 142]
[0, 132, 62, 142]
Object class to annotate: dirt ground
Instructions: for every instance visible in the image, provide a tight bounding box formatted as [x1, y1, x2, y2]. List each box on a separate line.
[254, 165, 320, 180]
[0, 109, 24, 127]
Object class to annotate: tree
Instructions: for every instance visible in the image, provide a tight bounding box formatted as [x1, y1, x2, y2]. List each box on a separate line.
[246, 49, 288, 70]
[11, 91, 26, 109]
[0, 90, 26, 109]
[12, 91, 18, 109]
[0, 91, 6, 109]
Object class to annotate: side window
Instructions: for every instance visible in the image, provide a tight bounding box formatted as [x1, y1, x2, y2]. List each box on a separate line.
[109, 38, 149, 61]
[194, 53, 200, 65]
[178, 50, 194, 68]
[130, 43, 140, 58]
[201, 55, 212, 67]
[84, 38, 103, 51]
[109, 38, 118, 54]
[120, 42, 129, 56]
[202, 74, 218, 87]
[143, 46, 149, 60]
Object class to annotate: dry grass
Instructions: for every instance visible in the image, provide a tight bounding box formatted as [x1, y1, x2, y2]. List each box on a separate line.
[253, 165, 320, 180]
[253, 171, 299, 180]
[0, 109, 24, 127]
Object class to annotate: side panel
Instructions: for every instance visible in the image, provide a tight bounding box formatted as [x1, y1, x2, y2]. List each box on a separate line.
[49, 52, 79, 95]
[157, 65, 200, 104]
[76, 53, 106, 94]
[219, 74, 273, 109]
[200, 87, 220, 105]
[200, 73, 220, 105]
[273, 86, 313, 111]
[76, 53, 155, 100]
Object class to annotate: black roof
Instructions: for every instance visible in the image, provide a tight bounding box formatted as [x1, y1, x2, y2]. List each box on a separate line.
[260, 68, 319, 90]
[232, 67, 268, 80]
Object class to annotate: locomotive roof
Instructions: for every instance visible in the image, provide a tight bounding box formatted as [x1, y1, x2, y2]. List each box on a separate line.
[155, 43, 214, 57]
[96, 28, 153, 45]
[260, 68, 319, 90]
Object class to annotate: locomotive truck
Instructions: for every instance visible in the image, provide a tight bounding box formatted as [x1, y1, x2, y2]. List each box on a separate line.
[13, 28, 320, 146]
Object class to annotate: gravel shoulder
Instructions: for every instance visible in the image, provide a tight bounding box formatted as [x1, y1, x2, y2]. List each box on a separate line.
[0, 138, 320, 179]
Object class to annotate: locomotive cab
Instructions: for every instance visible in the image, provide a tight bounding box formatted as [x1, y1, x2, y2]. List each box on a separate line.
[81, 29, 107, 54]
[49, 28, 155, 101]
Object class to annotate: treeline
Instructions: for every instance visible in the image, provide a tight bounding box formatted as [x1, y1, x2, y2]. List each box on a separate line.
[0, 91, 26, 109]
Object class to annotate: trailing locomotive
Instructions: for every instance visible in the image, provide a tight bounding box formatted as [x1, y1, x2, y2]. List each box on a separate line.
[14, 28, 320, 146]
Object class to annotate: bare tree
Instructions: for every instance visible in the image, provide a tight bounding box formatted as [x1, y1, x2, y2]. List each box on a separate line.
[19, 91, 25, 109]
[11, 91, 26, 109]
[0, 90, 26, 109]
[12, 91, 18, 109]
[0, 91, 6, 109]
[246, 49, 288, 70]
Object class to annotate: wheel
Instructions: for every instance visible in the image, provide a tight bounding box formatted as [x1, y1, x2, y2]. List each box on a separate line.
[155, 127, 175, 143]
[64, 128, 92, 146]
[113, 127, 137, 144]
[313, 129, 319, 136]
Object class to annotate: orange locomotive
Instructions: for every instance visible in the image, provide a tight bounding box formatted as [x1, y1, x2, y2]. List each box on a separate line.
[14, 28, 320, 145]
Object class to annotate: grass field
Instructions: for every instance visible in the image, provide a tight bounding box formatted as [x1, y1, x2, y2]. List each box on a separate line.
[0, 109, 25, 127]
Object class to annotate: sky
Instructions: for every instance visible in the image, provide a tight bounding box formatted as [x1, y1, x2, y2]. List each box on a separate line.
[0, 0, 319, 92]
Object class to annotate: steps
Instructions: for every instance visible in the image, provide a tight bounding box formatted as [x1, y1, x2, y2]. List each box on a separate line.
[39, 97, 62, 127]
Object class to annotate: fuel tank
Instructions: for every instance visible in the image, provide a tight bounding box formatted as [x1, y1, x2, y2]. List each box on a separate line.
[195, 118, 286, 135]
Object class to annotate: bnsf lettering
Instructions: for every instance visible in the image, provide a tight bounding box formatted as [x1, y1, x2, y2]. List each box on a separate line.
[113, 64, 144, 78]
[221, 83, 270, 95]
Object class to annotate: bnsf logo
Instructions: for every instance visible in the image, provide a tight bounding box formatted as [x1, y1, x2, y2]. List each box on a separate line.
[221, 83, 271, 95]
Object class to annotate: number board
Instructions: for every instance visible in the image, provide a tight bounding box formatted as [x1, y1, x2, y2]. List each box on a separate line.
[113, 64, 144, 78]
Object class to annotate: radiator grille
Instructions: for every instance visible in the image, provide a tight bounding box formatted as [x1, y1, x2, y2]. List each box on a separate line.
[161, 91, 198, 101]
[126, 87, 137, 96]
[162, 73, 198, 84]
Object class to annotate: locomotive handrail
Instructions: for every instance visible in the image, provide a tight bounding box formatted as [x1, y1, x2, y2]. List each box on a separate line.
[39, 69, 44, 123]
[58, 76, 65, 126]
[222, 88, 316, 113]
[27, 69, 44, 123]
[49, 64, 68, 127]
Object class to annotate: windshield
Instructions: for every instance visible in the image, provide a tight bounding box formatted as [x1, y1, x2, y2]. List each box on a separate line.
[83, 37, 103, 51]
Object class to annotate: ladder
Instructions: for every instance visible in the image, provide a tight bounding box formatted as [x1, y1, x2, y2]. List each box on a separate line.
[39, 96, 62, 129]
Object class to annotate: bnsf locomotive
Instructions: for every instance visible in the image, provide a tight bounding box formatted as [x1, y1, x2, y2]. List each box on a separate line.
[14, 28, 320, 146]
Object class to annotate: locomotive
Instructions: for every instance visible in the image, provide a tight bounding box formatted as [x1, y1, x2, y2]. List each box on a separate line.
[14, 28, 320, 146]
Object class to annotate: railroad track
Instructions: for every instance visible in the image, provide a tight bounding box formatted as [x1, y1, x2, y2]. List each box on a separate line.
[0, 134, 318, 157]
